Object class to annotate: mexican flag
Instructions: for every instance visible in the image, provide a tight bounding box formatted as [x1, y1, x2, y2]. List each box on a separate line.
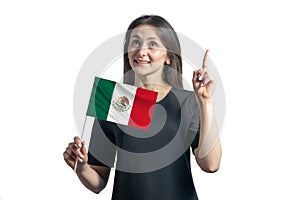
[86, 77, 158, 130]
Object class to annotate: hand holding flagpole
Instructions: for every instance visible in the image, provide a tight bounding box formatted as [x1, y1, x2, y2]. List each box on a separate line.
[63, 133, 88, 172]
[63, 115, 88, 172]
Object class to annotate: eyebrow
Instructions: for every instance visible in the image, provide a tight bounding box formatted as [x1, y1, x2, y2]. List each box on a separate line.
[130, 34, 159, 40]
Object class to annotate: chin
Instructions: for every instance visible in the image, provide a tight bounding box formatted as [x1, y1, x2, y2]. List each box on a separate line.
[132, 68, 150, 76]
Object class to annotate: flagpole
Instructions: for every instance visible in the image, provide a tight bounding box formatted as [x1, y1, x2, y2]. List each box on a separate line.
[74, 115, 88, 172]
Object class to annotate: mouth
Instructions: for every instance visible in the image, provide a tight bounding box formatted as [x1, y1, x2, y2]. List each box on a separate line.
[134, 59, 151, 65]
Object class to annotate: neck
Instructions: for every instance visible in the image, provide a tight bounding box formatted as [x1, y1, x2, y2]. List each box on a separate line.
[134, 76, 169, 90]
[134, 76, 172, 101]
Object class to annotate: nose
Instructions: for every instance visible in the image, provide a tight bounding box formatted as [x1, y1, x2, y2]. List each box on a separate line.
[137, 44, 149, 57]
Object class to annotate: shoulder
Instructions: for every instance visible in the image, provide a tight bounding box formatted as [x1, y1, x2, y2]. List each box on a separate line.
[171, 88, 199, 115]
[171, 88, 196, 103]
[172, 87, 194, 96]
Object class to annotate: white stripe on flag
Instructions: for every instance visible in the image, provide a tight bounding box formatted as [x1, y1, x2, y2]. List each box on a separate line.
[106, 82, 137, 125]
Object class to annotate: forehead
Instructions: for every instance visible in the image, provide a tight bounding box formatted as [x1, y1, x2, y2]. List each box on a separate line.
[130, 25, 161, 39]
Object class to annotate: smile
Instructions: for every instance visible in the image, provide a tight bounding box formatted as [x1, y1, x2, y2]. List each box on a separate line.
[134, 59, 151, 64]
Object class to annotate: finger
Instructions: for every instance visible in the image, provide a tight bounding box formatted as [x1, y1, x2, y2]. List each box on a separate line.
[71, 145, 84, 159]
[192, 74, 201, 93]
[63, 151, 76, 168]
[201, 72, 211, 86]
[80, 141, 88, 162]
[206, 79, 215, 88]
[63, 151, 72, 162]
[193, 71, 203, 90]
[203, 79, 211, 87]
[68, 142, 77, 151]
[68, 140, 82, 157]
[202, 49, 209, 70]
[74, 136, 82, 149]
[68, 141, 84, 160]
[65, 147, 76, 160]
[74, 136, 81, 141]
[200, 71, 214, 88]
[81, 141, 87, 155]
[63, 150, 72, 160]
[63, 150, 76, 163]
[202, 71, 215, 87]
[198, 69, 205, 81]
[193, 69, 204, 82]
[196, 71, 208, 87]
[193, 70, 199, 82]
[206, 80, 216, 93]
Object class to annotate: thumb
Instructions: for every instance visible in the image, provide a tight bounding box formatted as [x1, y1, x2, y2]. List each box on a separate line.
[81, 141, 88, 158]
[206, 80, 216, 95]
[81, 141, 86, 153]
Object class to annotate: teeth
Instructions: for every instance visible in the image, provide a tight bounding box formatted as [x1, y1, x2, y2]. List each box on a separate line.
[134, 59, 150, 64]
[136, 60, 150, 64]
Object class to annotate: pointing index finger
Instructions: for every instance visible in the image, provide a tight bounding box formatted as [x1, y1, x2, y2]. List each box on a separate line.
[202, 49, 209, 70]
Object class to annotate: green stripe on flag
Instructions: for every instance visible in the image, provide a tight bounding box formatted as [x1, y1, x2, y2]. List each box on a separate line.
[86, 77, 116, 120]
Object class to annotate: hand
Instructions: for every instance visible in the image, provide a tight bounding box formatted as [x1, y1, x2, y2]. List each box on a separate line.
[192, 49, 215, 101]
[63, 136, 88, 169]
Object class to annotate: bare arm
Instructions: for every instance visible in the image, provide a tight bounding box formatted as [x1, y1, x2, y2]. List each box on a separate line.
[63, 136, 111, 193]
[192, 50, 222, 173]
[76, 164, 111, 193]
[193, 100, 222, 172]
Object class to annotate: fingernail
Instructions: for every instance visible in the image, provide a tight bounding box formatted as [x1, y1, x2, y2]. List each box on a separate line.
[79, 158, 83, 163]
[198, 75, 203, 81]
[79, 154, 84, 159]
[77, 143, 82, 149]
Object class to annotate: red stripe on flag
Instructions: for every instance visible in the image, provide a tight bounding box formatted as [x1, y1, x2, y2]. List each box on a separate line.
[128, 88, 158, 130]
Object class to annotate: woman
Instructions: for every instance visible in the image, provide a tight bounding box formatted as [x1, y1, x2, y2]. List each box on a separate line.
[63, 15, 222, 200]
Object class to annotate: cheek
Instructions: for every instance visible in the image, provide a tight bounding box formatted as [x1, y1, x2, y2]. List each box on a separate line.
[128, 45, 139, 54]
[127, 51, 136, 62]
[151, 51, 168, 61]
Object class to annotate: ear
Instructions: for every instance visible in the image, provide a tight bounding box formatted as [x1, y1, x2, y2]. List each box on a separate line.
[165, 57, 171, 65]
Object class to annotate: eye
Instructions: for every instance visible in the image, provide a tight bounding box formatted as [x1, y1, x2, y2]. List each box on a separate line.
[149, 41, 158, 48]
[131, 40, 141, 48]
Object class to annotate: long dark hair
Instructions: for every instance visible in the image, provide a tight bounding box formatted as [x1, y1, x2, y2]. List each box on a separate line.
[123, 15, 183, 89]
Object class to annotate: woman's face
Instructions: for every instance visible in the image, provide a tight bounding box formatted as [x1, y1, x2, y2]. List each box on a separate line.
[127, 25, 170, 79]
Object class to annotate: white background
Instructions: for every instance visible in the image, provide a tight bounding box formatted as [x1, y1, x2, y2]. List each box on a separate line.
[1, 0, 300, 199]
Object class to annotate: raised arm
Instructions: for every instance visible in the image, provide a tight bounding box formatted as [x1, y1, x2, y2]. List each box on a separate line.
[192, 50, 222, 173]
